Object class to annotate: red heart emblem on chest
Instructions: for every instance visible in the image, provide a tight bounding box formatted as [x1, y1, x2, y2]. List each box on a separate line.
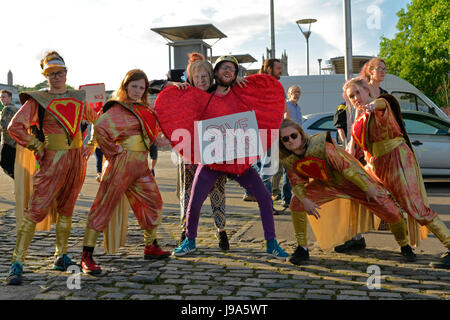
[294, 157, 330, 181]
[47, 98, 83, 137]
[155, 74, 285, 174]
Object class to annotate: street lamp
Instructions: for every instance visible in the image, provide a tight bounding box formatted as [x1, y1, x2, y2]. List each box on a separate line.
[296, 18, 317, 75]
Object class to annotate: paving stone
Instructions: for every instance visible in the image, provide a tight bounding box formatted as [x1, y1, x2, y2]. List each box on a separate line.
[115, 282, 144, 289]
[130, 294, 156, 300]
[129, 275, 158, 284]
[336, 295, 370, 300]
[99, 292, 128, 300]
[34, 294, 62, 300]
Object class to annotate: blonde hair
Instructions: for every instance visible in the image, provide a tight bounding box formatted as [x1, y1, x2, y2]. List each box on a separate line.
[113, 69, 150, 106]
[342, 76, 375, 104]
[279, 119, 310, 159]
[186, 53, 213, 86]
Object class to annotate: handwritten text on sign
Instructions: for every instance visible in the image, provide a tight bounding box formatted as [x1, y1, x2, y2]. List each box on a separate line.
[196, 111, 264, 164]
[79, 83, 106, 103]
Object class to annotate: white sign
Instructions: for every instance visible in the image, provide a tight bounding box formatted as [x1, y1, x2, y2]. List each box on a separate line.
[79, 83, 106, 103]
[195, 111, 264, 165]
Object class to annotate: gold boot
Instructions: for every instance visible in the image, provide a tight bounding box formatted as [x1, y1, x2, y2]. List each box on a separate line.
[290, 211, 308, 247]
[388, 219, 409, 248]
[55, 215, 73, 257]
[144, 228, 157, 247]
[54, 215, 78, 271]
[427, 217, 450, 269]
[83, 226, 100, 248]
[426, 217, 450, 248]
[389, 219, 417, 262]
[289, 211, 310, 265]
[12, 215, 36, 264]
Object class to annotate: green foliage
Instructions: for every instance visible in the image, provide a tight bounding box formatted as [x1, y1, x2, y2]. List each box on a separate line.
[379, 0, 450, 108]
[16, 80, 74, 93]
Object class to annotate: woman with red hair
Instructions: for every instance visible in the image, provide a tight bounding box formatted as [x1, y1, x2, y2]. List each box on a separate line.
[81, 69, 170, 275]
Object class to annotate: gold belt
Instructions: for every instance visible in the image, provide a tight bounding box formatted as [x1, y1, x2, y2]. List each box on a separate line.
[119, 135, 147, 151]
[371, 137, 405, 157]
[44, 132, 83, 150]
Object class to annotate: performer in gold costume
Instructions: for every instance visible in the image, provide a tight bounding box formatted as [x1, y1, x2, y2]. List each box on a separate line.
[6, 51, 98, 285]
[344, 77, 450, 269]
[279, 119, 415, 265]
[81, 69, 170, 275]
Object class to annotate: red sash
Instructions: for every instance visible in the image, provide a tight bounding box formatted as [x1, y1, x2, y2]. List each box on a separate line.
[293, 156, 330, 182]
[351, 112, 370, 152]
[46, 98, 84, 138]
[132, 105, 159, 142]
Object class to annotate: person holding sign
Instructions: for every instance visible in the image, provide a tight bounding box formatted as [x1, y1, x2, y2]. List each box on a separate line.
[278, 119, 415, 265]
[159, 55, 289, 259]
[80, 69, 170, 275]
[6, 51, 98, 285]
[344, 77, 450, 269]
[176, 53, 229, 250]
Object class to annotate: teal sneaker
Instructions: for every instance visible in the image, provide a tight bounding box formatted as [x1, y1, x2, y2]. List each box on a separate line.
[266, 239, 289, 260]
[173, 238, 196, 256]
[429, 251, 450, 269]
[54, 254, 78, 271]
[6, 262, 23, 286]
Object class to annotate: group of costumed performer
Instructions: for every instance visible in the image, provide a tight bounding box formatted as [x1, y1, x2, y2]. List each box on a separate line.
[344, 77, 450, 269]
[279, 119, 414, 265]
[6, 51, 99, 285]
[155, 55, 290, 259]
[80, 69, 171, 275]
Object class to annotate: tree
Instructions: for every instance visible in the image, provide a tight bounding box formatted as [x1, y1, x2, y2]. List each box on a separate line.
[379, 0, 450, 108]
[16, 80, 74, 93]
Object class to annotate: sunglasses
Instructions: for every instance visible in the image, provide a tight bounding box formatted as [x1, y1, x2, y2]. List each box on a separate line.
[281, 132, 298, 143]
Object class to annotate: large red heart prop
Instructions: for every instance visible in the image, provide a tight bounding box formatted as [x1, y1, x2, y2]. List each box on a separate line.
[154, 74, 285, 175]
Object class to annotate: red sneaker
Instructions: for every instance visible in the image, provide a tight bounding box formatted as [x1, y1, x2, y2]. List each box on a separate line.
[81, 251, 102, 275]
[144, 240, 170, 260]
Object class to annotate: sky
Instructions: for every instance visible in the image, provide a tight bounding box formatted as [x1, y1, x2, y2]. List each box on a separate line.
[1, 0, 411, 91]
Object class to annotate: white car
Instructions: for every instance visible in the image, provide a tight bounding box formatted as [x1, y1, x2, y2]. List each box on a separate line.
[301, 111, 450, 177]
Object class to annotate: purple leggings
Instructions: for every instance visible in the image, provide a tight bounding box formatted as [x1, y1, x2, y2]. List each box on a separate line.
[185, 165, 276, 240]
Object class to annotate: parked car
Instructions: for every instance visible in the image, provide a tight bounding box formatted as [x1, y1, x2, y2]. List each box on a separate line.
[301, 111, 450, 177]
[280, 74, 449, 120]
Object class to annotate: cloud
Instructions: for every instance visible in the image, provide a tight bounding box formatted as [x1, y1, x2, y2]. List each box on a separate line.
[1, 0, 408, 91]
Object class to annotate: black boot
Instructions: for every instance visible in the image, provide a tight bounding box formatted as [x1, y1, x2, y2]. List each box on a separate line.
[334, 237, 366, 253]
[218, 230, 230, 251]
[400, 245, 417, 262]
[289, 246, 309, 265]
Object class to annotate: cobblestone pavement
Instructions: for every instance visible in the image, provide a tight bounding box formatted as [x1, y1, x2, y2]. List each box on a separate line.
[0, 150, 449, 300]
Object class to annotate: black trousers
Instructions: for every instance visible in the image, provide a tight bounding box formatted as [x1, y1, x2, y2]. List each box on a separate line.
[0, 144, 16, 179]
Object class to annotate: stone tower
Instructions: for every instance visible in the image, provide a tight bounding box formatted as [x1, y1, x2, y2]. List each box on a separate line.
[7, 70, 13, 85]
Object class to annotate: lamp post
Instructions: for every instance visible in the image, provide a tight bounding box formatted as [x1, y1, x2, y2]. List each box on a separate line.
[318, 58, 322, 75]
[296, 18, 317, 75]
